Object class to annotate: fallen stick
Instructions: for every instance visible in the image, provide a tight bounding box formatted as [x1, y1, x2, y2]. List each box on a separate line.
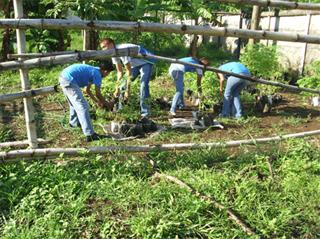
[1, 129, 320, 161]
[153, 172, 257, 236]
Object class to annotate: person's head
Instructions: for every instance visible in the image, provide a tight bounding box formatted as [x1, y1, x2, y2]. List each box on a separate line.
[199, 57, 209, 66]
[100, 38, 115, 50]
[99, 60, 114, 77]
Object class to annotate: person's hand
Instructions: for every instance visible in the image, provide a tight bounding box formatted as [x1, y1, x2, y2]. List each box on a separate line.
[97, 101, 106, 108]
[124, 90, 130, 101]
[113, 89, 120, 98]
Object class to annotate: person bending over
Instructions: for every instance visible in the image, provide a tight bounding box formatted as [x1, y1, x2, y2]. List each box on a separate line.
[59, 62, 113, 142]
[217, 62, 251, 118]
[169, 57, 209, 116]
[100, 38, 156, 118]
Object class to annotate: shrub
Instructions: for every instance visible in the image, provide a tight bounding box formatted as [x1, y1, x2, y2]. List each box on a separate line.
[297, 60, 320, 92]
[240, 43, 282, 80]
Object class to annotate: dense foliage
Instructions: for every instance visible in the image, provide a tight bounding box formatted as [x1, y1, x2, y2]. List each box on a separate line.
[297, 60, 320, 93]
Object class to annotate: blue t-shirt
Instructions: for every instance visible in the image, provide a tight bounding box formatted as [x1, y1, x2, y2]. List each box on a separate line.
[60, 64, 102, 88]
[219, 62, 251, 76]
[169, 57, 203, 75]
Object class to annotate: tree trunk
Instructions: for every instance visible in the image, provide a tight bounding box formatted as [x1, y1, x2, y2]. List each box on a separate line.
[1, 0, 12, 61]
[189, 17, 199, 58]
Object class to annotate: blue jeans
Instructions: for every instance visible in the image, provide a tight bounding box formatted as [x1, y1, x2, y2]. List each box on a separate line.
[170, 70, 185, 113]
[222, 76, 248, 118]
[59, 77, 95, 136]
[132, 63, 153, 117]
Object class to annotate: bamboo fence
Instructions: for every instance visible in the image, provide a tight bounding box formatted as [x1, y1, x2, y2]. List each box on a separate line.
[1, 129, 320, 162]
[218, 0, 320, 10]
[0, 86, 58, 103]
[1, 19, 320, 44]
[139, 53, 320, 95]
[0, 47, 138, 72]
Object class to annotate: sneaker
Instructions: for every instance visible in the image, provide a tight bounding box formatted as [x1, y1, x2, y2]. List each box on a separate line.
[169, 111, 176, 116]
[86, 133, 108, 142]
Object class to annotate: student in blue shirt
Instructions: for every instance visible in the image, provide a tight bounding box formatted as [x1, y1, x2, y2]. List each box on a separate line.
[217, 62, 251, 118]
[168, 57, 209, 116]
[59, 62, 113, 142]
[100, 38, 156, 118]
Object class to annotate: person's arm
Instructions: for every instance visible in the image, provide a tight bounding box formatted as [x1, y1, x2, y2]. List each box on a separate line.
[217, 73, 225, 95]
[196, 74, 202, 97]
[85, 84, 107, 108]
[124, 62, 132, 100]
[94, 86, 108, 108]
[114, 62, 123, 97]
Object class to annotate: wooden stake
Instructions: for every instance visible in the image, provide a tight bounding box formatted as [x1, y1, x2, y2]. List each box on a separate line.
[1, 129, 320, 161]
[13, 0, 38, 148]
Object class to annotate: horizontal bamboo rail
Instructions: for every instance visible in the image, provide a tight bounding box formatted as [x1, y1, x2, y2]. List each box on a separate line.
[0, 19, 320, 44]
[0, 139, 50, 149]
[0, 47, 138, 72]
[261, 10, 320, 17]
[218, 0, 320, 11]
[1, 129, 320, 162]
[0, 85, 58, 103]
[139, 54, 320, 95]
[7, 50, 79, 59]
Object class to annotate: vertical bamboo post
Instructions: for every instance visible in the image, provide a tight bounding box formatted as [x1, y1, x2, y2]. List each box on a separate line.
[249, 5, 261, 44]
[299, 13, 312, 74]
[266, 15, 272, 46]
[13, 0, 38, 148]
[82, 29, 87, 63]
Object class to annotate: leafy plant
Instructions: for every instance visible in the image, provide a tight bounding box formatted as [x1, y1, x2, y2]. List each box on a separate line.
[240, 43, 282, 80]
[297, 60, 320, 94]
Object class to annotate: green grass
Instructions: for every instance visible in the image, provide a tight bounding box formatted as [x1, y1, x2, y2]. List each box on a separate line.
[0, 139, 319, 238]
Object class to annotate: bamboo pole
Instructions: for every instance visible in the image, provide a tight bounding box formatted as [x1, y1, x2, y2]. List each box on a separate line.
[7, 50, 78, 59]
[0, 139, 50, 149]
[218, 0, 320, 11]
[0, 47, 138, 72]
[261, 10, 320, 17]
[1, 129, 320, 161]
[0, 86, 58, 103]
[13, 0, 38, 148]
[299, 13, 312, 74]
[249, 5, 261, 45]
[153, 172, 257, 236]
[139, 54, 320, 95]
[1, 19, 320, 44]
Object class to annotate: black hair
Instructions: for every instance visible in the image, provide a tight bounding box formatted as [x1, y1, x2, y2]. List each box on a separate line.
[99, 60, 114, 72]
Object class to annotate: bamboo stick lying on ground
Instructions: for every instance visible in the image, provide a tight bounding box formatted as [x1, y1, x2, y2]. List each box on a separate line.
[0, 19, 320, 44]
[153, 172, 257, 236]
[218, 0, 320, 11]
[1, 129, 320, 161]
[0, 47, 138, 72]
[139, 53, 320, 95]
[0, 85, 58, 103]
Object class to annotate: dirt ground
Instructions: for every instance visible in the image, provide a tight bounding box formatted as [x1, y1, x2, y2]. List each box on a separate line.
[1, 92, 320, 148]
